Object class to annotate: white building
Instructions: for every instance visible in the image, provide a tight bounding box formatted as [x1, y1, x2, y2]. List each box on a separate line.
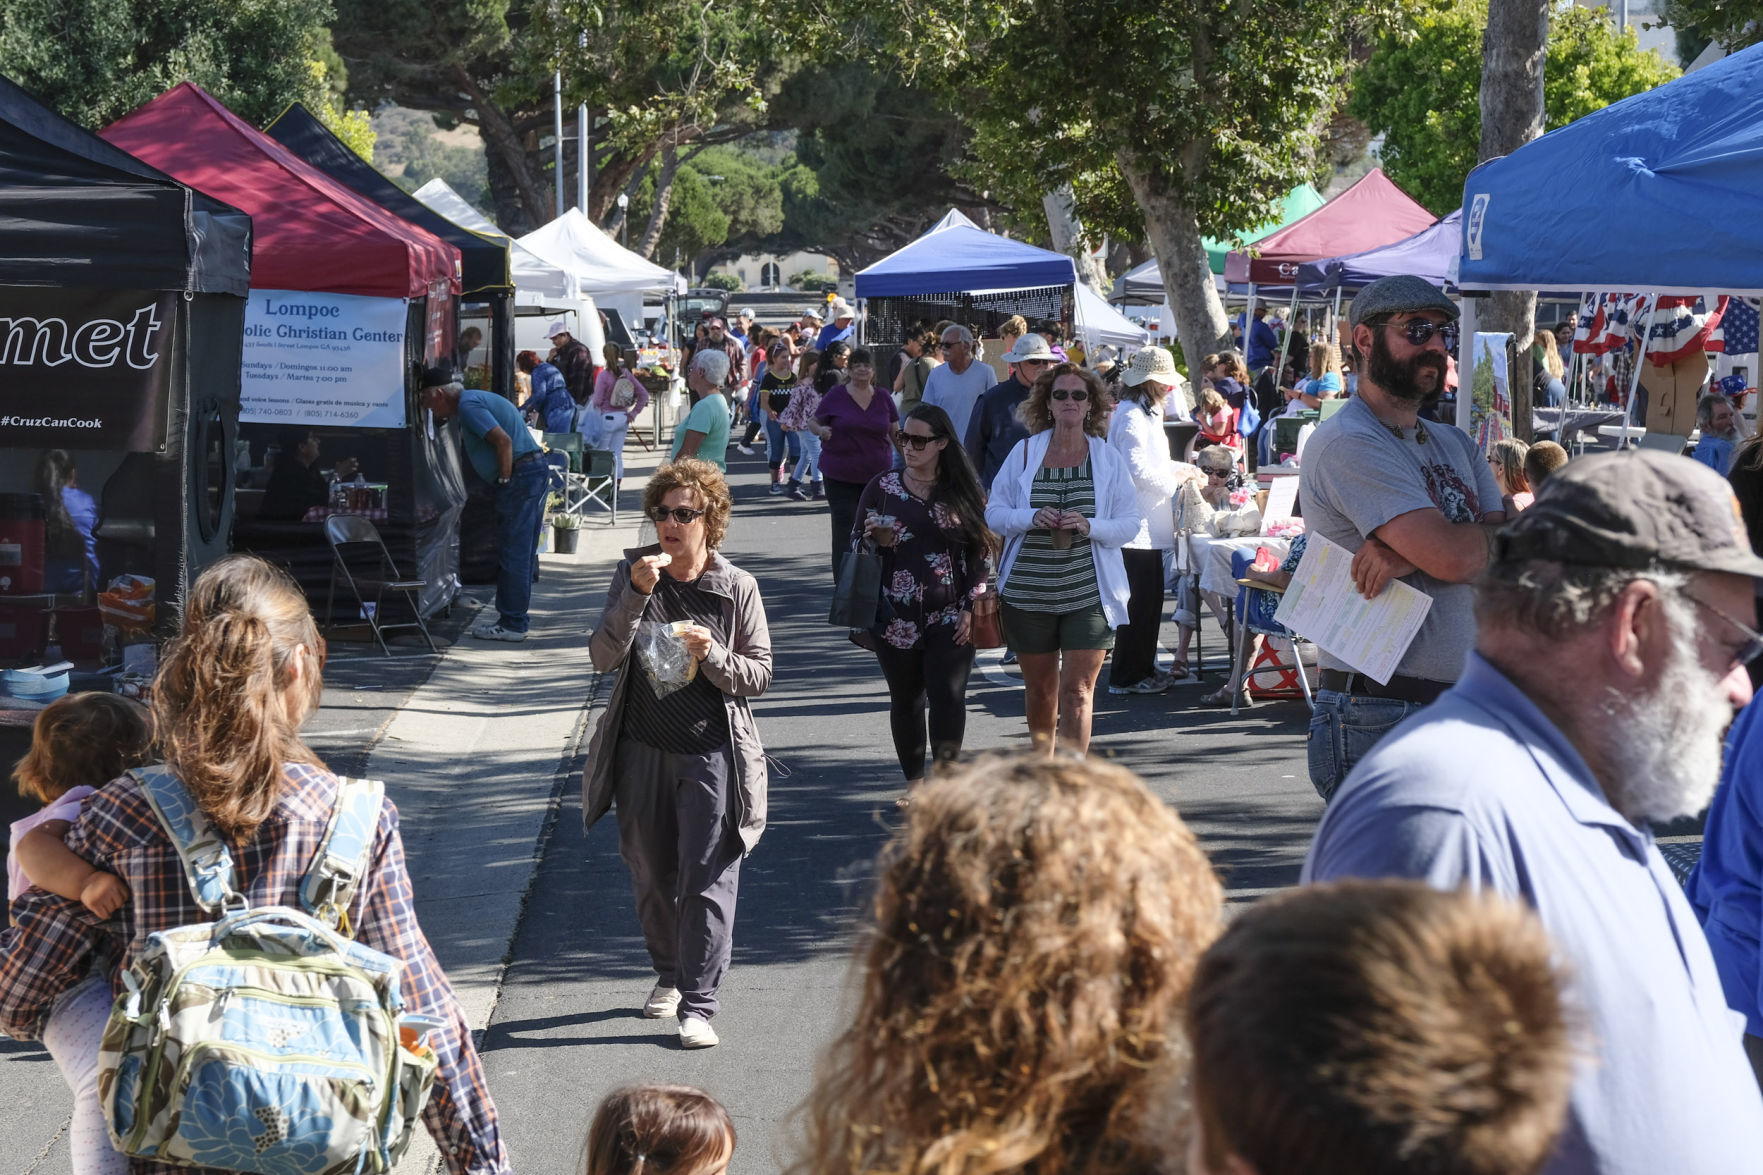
[725, 250, 839, 291]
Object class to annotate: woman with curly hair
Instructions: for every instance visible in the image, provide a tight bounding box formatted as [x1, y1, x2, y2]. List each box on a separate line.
[985, 363, 1142, 755]
[791, 753, 1224, 1175]
[582, 459, 772, 1051]
[850, 404, 997, 801]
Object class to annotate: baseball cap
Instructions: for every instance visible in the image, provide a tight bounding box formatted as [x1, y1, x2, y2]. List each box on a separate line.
[1348, 275, 1459, 329]
[1496, 449, 1763, 579]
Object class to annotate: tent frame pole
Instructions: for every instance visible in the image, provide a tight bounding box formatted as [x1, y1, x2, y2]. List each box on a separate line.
[1617, 294, 1661, 449]
[553, 71, 565, 217]
[1244, 285, 1259, 359]
[1271, 285, 1300, 382]
[1457, 298, 1478, 433]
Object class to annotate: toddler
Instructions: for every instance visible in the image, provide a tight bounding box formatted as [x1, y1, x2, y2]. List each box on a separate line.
[10, 691, 152, 1175]
[584, 1084, 735, 1175]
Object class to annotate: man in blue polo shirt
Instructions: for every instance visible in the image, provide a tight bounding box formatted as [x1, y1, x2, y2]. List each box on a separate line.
[1307, 449, 1763, 1172]
[1244, 304, 1279, 374]
[421, 365, 548, 641]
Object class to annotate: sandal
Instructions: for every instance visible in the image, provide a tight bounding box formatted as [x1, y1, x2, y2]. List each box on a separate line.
[1167, 658, 1190, 681]
[1199, 683, 1251, 709]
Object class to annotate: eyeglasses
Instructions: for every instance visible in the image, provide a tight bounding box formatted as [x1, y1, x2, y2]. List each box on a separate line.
[649, 506, 707, 526]
[1683, 593, 1763, 667]
[1019, 358, 1053, 368]
[1380, 318, 1460, 351]
[899, 432, 941, 450]
[1202, 468, 1230, 478]
[1050, 388, 1089, 401]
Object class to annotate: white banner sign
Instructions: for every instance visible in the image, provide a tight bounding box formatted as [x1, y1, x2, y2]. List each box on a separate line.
[241, 290, 408, 427]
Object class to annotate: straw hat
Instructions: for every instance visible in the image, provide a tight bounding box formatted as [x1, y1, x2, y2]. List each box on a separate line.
[1091, 344, 1119, 374]
[1120, 346, 1178, 388]
[827, 297, 855, 320]
[1002, 333, 1056, 364]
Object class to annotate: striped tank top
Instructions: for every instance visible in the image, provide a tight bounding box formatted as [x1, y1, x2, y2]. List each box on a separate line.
[1002, 458, 1100, 613]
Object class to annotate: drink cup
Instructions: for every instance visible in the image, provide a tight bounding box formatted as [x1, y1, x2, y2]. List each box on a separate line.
[874, 524, 898, 548]
[1050, 527, 1074, 551]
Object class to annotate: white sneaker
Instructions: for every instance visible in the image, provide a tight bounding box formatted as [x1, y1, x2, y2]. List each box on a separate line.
[642, 983, 680, 1019]
[679, 1015, 719, 1049]
[471, 623, 527, 642]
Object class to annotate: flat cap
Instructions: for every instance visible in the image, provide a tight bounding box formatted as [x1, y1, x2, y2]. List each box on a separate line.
[1496, 449, 1763, 579]
[1349, 274, 1459, 329]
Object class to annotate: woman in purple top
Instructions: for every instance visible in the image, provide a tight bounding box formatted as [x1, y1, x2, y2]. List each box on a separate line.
[810, 348, 899, 579]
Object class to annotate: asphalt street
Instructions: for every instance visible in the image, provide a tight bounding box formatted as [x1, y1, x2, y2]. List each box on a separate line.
[478, 449, 1321, 1174]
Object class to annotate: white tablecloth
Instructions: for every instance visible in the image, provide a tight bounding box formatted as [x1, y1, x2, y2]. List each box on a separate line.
[1188, 534, 1291, 598]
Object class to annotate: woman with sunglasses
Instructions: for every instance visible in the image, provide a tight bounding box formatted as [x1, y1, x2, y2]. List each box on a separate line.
[851, 405, 997, 802]
[985, 364, 1142, 755]
[583, 458, 772, 1051]
[810, 347, 900, 580]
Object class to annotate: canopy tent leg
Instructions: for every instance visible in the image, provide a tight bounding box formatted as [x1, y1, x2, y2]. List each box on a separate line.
[1457, 298, 1478, 432]
[491, 293, 515, 402]
[1244, 285, 1259, 357]
[1330, 287, 1343, 348]
[1271, 285, 1300, 383]
[1617, 294, 1661, 449]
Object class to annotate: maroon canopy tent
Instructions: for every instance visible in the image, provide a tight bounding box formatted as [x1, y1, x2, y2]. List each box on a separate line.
[1223, 169, 1436, 287]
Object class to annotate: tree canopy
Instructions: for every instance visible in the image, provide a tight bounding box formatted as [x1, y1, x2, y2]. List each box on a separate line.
[1352, 1, 1680, 213]
[0, 0, 336, 127]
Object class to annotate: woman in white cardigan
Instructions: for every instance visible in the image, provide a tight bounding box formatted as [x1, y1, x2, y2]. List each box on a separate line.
[985, 363, 1142, 755]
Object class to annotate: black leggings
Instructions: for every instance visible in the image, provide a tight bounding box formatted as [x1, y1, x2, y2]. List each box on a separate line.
[825, 477, 868, 582]
[873, 634, 976, 782]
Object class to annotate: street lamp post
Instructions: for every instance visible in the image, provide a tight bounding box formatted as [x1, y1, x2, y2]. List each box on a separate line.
[617, 192, 629, 248]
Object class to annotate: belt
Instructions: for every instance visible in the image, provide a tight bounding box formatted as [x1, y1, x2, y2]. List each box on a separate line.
[1317, 669, 1449, 706]
[512, 450, 541, 467]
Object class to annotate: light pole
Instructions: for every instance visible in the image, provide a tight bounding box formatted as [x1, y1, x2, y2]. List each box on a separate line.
[617, 193, 629, 248]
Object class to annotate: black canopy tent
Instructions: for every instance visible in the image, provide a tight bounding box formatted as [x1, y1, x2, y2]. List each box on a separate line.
[0, 73, 251, 640]
[264, 103, 517, 399]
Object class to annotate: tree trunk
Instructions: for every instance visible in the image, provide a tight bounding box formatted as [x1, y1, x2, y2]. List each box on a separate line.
[1477, 0, 1550, 442]
[637, 143, 680, 261]
[1117, 151, 1231, 368]
[1042, 185, 1110, 296]
[454, 68, 550, 232]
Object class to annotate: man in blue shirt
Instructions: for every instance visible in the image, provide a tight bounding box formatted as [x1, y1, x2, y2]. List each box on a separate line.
[1245, 305, 1279, 373]
[1692, 391, 1740, 475]
[816, 297, 855, 351]
[1307, 449, 1763, 1172]
[520, 351, 575, 434]
[421, 366, 548, 641]
[964, 333, 1054, 486]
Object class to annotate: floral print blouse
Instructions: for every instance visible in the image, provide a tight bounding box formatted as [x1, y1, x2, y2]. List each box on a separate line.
[851, 472, 989, 649]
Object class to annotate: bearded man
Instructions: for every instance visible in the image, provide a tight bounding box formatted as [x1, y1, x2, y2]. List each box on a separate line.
[1296, 276, 1506, 801]
[1692, 391, 1742, 475]
[1307, 448, 1763, 1173]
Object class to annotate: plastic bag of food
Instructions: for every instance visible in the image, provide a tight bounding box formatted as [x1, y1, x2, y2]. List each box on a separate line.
[634, 619, 698, 697]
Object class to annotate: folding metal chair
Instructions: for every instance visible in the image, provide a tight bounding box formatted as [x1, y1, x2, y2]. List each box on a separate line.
[543, 432, 588, 521]
[581, 448, 617, 523]
[323, 514, 438, 655]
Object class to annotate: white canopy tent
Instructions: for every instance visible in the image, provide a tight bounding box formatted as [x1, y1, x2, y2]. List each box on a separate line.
[1073, 282, 1149, 353]
[517, 207, 683, 329]
[411, 178, 573, 304]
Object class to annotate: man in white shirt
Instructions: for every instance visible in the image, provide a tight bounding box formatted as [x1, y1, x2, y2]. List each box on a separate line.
[921, 324, 994, 439]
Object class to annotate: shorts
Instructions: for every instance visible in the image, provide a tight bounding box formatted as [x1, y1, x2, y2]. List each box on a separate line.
[1000, 601, 1114, 655]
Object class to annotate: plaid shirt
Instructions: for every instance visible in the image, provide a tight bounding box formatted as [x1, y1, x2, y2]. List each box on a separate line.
[0, 763, 510, 1175]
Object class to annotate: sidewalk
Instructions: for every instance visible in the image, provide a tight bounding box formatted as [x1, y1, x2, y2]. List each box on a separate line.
[381, 446, 660, 1173]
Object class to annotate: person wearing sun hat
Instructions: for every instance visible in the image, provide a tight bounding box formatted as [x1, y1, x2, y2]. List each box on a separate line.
[816, 297, 856, 350]
[1105, 345, 1194, 693]
[1296, 274, 1504, 796]
[965, 332, 1058, 488]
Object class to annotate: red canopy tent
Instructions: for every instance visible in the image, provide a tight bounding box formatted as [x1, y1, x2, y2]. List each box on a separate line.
[1223, 169, 1435, 287]
[102, 83, 460, 298]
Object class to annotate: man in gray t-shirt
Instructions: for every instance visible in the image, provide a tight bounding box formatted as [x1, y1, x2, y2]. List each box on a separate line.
[921, 324, 996, 440]
[1297, 275, 1507, 802]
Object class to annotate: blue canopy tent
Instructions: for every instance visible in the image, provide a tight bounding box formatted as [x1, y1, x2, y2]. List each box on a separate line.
[1455, 42, 1763, 437]
[855, 209, 1077, 346]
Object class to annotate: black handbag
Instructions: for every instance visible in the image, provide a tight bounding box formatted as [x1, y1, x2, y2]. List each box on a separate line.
[828, 550, 883, 628]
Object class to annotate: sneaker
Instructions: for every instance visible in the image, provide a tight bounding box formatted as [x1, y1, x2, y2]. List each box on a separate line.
[736, 443, 757, 456]
[679, 1015, 719, 1049]
[1000, 649, 1018, 665]
[642, 983, 680, 1019]
[470, 623, 527, 642]
[769, 481, 786, 495]
[1107, 676, 1172, 696]
[787, 484, 809, 501]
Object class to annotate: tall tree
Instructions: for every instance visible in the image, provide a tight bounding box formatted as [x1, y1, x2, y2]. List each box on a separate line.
[1478, 0, 1551, 442]
[838, 0, 1401, 361]
[1352, 2, 1678, 213]
[0, 0, 334, 127]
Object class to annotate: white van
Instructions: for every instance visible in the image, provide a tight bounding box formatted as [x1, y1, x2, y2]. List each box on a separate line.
[457, 296, 608, 378]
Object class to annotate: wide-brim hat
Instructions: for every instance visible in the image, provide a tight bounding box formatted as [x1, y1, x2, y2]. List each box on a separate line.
[827, 297, 855, 319]
[544, 318, 570, 339]
[1120, 345, 1178, 388]
[1002, 333, 1056, 364]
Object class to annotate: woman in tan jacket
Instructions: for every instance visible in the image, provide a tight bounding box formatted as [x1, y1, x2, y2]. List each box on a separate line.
[581, 458, 772, 1051]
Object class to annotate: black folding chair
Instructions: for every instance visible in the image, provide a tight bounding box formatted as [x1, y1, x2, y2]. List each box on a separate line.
[323, 514, 437, 655]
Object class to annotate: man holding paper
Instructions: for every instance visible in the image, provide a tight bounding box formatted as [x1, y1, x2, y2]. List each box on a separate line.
[1298, 275, 1506, 802]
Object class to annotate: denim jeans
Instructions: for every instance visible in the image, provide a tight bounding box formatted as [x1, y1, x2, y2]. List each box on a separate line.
[1307, 689, 1427, 803]
[494, 457, 549, 633]
[764, 417, 801, 471]
[790, 430, 823, 485]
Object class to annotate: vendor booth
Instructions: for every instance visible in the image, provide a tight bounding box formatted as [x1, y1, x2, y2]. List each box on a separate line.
[0, 75, 250, 687]
[1455, 43, 1763, 441]
[1296, 209, 1462, 295]
[1073, 283, 1149, 356]
[516, 207, 682, 342]
[855, 209, 1077, 348]
[104, 82, 466, 620]
[266, 103, 517, 399]
[1224, 169, 1436, 288]
[412, 178, 574, 306]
